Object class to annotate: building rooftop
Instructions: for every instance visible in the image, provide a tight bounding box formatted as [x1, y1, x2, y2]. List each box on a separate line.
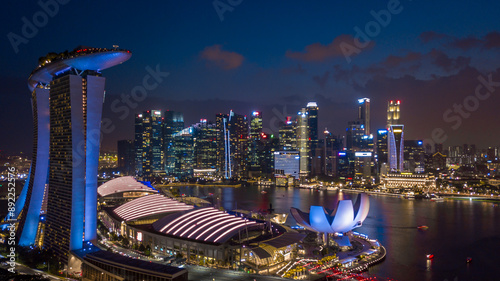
[28, 46, 131, 91]
[98, 176, 157, 197]
[113, 194, 194, 222]
[84, 250, 186, 276]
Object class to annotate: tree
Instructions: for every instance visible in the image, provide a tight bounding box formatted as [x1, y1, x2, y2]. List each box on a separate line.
[122, 237, 129, 247]
[144, 245, 151, 256]
[139, 244, 146, 252]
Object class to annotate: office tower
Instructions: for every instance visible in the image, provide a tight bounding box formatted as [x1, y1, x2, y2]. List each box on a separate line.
[274, 151, 300, 179]
[259, 133, 280, 176]
[404, 140, 425, 173]
[388, 125, 404, 172]
[323, 130, 343, 177]
[228, 111, 249, 178]
[134, 114, 144, 175]
[279, 117, 296, 151]
[249, 111, 263, 174]
[387, 100, 400, 128]
[193, 119, 217, 170]
[15, 47, 130, 265]
[376, 129, 389, 175]
[306, 102, 319, 150]
[346, 121, 365, 150]
[135, 110, 163, 181]
[117, 140, 135, 176]
[216, 113, 230, 178]
[172, 127, 195, 178]
[163, 111, 184, 175]
[297, 108, 309, 176]
[358, 98, 370, 135]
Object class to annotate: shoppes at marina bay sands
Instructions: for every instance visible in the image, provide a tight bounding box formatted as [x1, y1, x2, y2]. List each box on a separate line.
[98, 177, 383, 275]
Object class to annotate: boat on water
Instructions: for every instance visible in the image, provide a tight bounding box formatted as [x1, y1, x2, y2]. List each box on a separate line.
[261, 190, 267, 194]
[466, 257, 472, 263]
[426, 254, 434, 259]
[404, 192, 416, 199]
[430, 197, 444, 202]
[417, 225, 429, 230]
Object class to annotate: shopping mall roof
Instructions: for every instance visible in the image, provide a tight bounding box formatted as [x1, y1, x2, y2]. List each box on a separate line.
[113, 194, 193, 222]
[152, 207, 261, 244]
[98, 176, 157, 197]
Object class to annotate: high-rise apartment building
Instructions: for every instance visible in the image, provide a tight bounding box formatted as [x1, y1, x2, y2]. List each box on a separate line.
[193, 119, 218, 170]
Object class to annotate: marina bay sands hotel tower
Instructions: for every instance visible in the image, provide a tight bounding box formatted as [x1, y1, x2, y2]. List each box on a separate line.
[13, 46, 131, 264]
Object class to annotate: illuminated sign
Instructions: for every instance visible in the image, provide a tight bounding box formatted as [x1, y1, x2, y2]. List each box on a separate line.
[137, 232, 143, 241]
[393, 129, 402, 133]
[355, 152, 372, 157]
[338, 152, 346, 156]
[252, 111, 260, 116]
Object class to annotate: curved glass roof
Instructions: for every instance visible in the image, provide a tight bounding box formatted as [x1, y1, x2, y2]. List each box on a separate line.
[152, 207, 260, 244]
[113, 194, 193, 222]
[98, 176, 157, 197]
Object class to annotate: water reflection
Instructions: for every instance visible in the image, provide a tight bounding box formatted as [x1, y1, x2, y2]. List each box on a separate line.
[176, 185, 500, 281]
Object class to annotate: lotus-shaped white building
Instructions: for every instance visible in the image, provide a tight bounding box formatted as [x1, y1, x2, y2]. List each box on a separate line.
[290, 193, 369, 234]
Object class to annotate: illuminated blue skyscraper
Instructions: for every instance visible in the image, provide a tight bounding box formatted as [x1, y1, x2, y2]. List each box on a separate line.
[16, 47, 131, 265]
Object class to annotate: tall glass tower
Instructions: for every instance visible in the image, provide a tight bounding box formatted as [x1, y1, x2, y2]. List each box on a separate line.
[388, 125, 404, 172]
[16, 47, 131, 265]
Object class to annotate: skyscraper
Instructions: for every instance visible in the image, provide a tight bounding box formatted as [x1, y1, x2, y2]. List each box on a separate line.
[172, 127, 195, 178]
[376, 129, 389, 175]
[404, 140, 425, 173]
[297, 108, 309, 176]
[193, 119, 217, 170]
[228, 111, 249, 178]
[249, 111, 263, 174]
[387, 100, 400, 128]
[358, 98, 370, 135]
[16, 47, 130, 265]
[388, 125, 404, 172]
[135, 110, 163, 181]
[279, 117, 296, 151]
[215, 113, 230, 178]
[306, 102, 319, 150]
[117, 140, 135, 176]
[163, 110, 184, 175]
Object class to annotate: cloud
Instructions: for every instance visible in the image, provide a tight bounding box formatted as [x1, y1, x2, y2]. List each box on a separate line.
[282, 64, 307, 75]
[200, 44, 244, 70]
[428, 49, 470, 72]
[420, 31, 500, 50]
[383, 51, 422, 68]
[286, 34, 374, 62]
[312, 71, 330, 89]
[419, 31, 448, 43]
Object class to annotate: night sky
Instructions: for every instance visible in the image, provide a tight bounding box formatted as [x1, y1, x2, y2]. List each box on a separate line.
[2, 0, 500, 155]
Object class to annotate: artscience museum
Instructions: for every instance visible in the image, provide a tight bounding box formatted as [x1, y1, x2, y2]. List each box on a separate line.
[290, 193, 370, 246]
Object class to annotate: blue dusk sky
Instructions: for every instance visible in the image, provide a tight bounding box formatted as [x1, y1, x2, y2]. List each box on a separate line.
[1, 0, 500, 153]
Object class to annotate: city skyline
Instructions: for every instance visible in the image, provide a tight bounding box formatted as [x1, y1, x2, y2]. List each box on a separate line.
[2, 1, 500, 155]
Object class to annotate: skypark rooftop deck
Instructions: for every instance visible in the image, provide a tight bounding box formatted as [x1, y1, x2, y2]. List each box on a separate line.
[28, 46, 131, 91]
